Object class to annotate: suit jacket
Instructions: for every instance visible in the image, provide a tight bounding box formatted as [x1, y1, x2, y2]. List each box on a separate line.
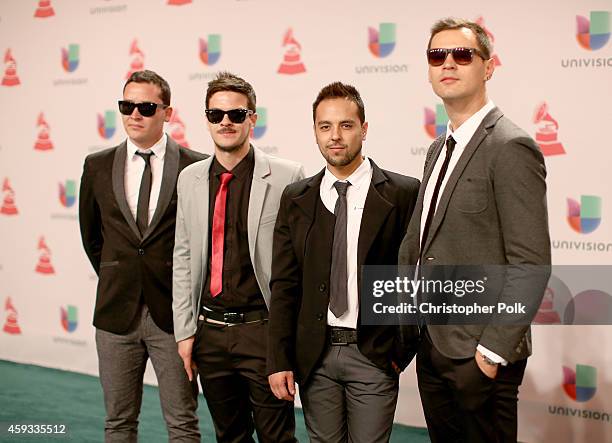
[79, 137, 208, 334]
[172, 147, 305, 342]
[267, 160, 420, 384]
[398, 107, 551, 363]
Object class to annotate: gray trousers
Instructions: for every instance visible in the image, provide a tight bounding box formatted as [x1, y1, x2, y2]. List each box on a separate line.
[96, 305, 200, 443]
[300, 344, 399, 443]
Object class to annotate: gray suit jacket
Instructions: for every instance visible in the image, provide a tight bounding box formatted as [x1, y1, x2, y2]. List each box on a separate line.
[172, 147, 305, 342]
[398, 107, 551, 363]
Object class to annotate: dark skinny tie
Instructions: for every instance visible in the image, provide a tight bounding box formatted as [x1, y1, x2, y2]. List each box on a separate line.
[135, 152, 154, 236]
[330, 181, 351, 318]
[421, 136, 456, 254]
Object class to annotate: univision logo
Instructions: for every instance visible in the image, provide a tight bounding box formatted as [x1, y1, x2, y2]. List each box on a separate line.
[59, 180, 77, 208]
[252, 107, 267, 139]
[576, 11, 610, 50]
[567, 195, 601, 234]
[563, 364, 596, 402]
[369, 23, 396, 58]
[200, 34, 221, 66]
[97, 110, 116, 139]
[61, 305, 78, 333]
[424, 104, 448, 139]
[61, 44, 79, 72]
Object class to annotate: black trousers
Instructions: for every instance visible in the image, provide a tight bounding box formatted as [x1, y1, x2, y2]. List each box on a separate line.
[193, 319, 296, 443]
[417, 331, 527, 443]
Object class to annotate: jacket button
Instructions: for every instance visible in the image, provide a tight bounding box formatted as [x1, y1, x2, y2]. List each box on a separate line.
[317, 313, 324, 321]
[319, 283, 326, 292]
[138, 248, 145, 256]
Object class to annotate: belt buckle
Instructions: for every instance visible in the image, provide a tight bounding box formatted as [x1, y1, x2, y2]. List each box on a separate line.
[223, 312, 243, 324]
[331, 329, 348, 346]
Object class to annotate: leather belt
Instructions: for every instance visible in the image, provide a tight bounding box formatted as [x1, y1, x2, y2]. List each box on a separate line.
[329, 327, 358, 345]
[199, 306, 268, 326]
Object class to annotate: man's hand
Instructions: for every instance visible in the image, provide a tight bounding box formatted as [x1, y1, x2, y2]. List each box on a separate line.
[475, 350, 498, 379]
[177, 336, 197, 381]
[268, 371, 296, 401]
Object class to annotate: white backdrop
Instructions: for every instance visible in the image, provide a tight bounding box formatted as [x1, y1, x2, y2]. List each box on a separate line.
[1, 1, 611, 441]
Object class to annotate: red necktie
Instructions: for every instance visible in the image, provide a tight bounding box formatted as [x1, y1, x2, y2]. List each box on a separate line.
[210, 172, 233, 297]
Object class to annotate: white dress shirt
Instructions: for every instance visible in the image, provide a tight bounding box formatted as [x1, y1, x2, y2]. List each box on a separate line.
[125, 134, 167, 225]
[320, 157, 373, 329]
[419, 101, 507, 365]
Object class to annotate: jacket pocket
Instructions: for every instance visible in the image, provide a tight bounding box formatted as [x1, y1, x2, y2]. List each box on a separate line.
[99, 260, 119, 268]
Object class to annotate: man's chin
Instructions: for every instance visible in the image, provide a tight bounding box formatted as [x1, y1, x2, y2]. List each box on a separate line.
[215, 143, 243, 153]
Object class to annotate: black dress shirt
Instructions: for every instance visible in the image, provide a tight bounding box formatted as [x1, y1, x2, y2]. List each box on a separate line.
[201, 147, 265, 312]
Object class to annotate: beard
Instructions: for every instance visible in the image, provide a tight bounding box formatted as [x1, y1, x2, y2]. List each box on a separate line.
[320, 144, 362, 168]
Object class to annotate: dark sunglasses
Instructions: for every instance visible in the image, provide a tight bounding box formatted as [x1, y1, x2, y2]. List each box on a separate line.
[118, 100, 168, 117]
[205, 108, 253, 124]
[426, 47, 486, 66]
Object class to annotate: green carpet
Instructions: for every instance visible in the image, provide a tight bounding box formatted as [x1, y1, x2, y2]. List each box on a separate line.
[0, 360, 430, 442]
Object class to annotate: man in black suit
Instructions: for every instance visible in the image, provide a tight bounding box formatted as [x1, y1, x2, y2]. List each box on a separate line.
[398, 19, 551, 442]
[79, 70, 207, 442]
[267, 82, 420, 442]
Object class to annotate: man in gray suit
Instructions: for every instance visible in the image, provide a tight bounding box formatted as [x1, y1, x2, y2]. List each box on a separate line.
[398, 18, 551, 442]
[172, 72, 304, 442]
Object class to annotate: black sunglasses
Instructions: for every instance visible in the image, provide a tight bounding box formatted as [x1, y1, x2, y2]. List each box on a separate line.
[118, 100, 168, 117]
[426, 47, 486, 66]
[205, 108, 253, 124]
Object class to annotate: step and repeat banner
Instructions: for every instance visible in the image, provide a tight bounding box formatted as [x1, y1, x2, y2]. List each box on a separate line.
[0, 1, 610, 441]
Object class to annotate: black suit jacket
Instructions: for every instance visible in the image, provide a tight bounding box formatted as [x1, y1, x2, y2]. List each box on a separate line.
[267, 160, 420, 384]
[79, 137, 208, 334]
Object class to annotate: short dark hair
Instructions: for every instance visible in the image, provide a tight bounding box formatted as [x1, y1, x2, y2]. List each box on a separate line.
[312, 82, 365, 124]
[123, 70, 171, 106]
[428, 18, 492, 60]
[206, 72, 256, 111]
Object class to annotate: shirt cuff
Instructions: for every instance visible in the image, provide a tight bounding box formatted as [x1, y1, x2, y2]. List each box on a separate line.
[477, 344, 508, 366]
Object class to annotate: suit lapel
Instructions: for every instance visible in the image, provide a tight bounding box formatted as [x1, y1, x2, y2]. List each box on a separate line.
[292, 169, 325, 224]
[423, 107, 503, 253]
[112, 142, 141, 239]
[247, 148, 271, 262]
[357, 161, 393, 267]
[412, 137, 445, 247]
[142, 137, 180, 241]
[194, 156, 214, 271]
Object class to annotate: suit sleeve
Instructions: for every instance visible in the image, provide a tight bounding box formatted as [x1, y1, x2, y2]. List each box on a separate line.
[479, 137, 552, 360]
[395, 178, 422, 370]
[267, 187, 301, 375]
[78, 157, 102, 274]
[172, 171, 195, 342]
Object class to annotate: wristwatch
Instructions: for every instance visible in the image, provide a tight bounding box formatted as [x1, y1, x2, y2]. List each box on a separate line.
[481, 354, 499, 366]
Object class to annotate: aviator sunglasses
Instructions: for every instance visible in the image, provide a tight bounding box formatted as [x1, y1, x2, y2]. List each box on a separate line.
[426, 47, 486, 66]
[118, 100, 168, 117]
[205, 108, 253, 124]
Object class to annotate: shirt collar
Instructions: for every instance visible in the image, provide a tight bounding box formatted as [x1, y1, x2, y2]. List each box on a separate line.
[322, 156, 372, 193]
[445, 100, 495, 148]
[127, 133, 167, 160]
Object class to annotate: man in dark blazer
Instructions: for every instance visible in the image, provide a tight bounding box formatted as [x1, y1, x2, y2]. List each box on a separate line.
[267, 82, 420, 442]
[79, 70, 207, 442]
[398, 19, 551, 442]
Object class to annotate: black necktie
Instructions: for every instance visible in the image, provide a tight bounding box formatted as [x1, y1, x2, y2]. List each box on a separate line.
[421, 136, 456, 255]
[135, 152, 154, 235]
[330, 181, 351, 318]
